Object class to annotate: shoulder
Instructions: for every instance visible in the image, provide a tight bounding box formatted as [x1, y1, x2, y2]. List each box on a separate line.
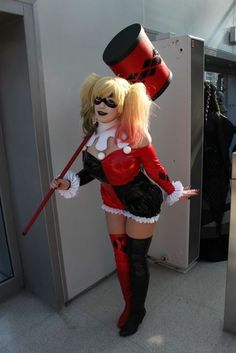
[131, 131, 152, 148]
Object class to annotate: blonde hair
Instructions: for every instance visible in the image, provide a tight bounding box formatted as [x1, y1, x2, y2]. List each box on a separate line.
[80, 73, 151, 145]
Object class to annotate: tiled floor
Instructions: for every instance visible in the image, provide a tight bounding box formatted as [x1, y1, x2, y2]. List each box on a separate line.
[0, 260, 235, 353]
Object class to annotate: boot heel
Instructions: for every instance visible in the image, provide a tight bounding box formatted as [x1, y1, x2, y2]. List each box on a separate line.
[119, 236, 152, 337]
[119, 309, 146, 337]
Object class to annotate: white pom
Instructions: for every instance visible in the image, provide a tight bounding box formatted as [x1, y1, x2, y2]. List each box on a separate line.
[123, 145, 131, 154]
[98, 152, 105, 160]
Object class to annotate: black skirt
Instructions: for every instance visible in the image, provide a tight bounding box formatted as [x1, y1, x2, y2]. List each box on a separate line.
[113, 172, 163, 218]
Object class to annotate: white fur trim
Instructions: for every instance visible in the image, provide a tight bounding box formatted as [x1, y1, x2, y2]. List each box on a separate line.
[164, 181, 183, 206]
[58, 170, 80, 199]
[101, 204, 125, 216]
[124, 211, 160, 223]
[101, 204, 160, 223]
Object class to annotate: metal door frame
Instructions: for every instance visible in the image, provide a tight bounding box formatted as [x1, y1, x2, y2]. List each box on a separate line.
[0, 122, 24, 300]
[0, 0, 66, 308]
[224, 152, 236, 335]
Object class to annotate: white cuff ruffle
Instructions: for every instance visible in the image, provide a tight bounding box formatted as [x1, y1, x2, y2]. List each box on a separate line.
[58, 170, 80, 199]
[164, 181, 183, 206]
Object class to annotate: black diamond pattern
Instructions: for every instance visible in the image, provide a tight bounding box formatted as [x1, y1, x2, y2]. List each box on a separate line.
[127, 72, 139, 80]
[142, 59, 151, 69]
[148, 67, 156, 77]
[126, 50, 162, 84]
[159, 173, 170, 181]
[138, 69, 150, 80]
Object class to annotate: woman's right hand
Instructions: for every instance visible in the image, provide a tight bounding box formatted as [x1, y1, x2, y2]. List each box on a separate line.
[50, 178, 70, 190]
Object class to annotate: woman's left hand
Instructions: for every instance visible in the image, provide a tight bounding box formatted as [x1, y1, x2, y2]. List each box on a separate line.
[179, 186, 200, 201]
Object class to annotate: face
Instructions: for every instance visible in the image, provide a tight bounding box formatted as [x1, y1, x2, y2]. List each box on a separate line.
[94, 96, 119, 124]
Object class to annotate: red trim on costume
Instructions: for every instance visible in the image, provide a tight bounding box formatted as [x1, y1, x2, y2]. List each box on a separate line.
[109, 233, 131, 328]
[101, 144, 175, 194]
[100, 183, 125, 210]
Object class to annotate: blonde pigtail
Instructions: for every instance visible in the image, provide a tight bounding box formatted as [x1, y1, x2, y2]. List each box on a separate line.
[117, 82, 151, 146]
[80, 73, 100, 134]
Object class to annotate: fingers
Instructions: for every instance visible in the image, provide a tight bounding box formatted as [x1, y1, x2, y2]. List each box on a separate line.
[187, 189, 199, 195]
[183, 186, 200, 193]
[50, 179, 60, 189]
[50, 178, 69, 190]
[180, 188, 200, 201]
[183, 185, 190, 190]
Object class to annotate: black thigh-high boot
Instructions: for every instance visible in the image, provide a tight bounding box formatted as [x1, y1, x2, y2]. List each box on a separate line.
[119, 236, 152, 337]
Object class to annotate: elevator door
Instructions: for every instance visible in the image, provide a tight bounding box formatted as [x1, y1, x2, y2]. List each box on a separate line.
[0, 121, 23, 301]
[0, 9, 65, 309]
[0, 200, 14, 283]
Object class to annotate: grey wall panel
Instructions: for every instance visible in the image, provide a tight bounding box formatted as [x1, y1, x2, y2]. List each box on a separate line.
[34, 0, 144, 299]
[0, 14, 62, 308]
[0, 0, 23, 15]
[189, 38, 204, 264]
[224, 152, 236, 334]
[149, 36, 203, 271]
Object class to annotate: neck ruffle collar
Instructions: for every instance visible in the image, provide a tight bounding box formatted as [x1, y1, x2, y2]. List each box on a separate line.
[86, 119, 129, 152]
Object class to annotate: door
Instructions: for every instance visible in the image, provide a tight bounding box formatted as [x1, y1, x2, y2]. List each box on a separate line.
[0, 7, 65, 309]
[0, 121, 23, 301]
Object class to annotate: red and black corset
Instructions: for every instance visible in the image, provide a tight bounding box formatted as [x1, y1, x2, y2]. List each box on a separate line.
[77, 145, 174, 218]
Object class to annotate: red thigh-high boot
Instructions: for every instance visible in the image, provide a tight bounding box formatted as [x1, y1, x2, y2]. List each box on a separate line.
[109, 234, 132, 328]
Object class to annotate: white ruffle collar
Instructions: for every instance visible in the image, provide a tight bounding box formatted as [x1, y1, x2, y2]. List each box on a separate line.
[86, 119, 129, 151]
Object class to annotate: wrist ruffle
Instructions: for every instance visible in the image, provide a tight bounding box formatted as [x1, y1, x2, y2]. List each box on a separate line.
[58, 170, 80, 199]
[164, 181, 183, 206]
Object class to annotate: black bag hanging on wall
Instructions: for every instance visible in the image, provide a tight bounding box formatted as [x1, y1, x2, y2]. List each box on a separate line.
[200, 81, 235, 261]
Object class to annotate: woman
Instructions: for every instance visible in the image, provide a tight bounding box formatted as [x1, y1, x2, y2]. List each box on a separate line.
[51, 73, 198, 337]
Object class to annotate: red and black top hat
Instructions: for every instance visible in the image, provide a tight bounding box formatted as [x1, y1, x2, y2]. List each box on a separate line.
[103, 23, 172, 101]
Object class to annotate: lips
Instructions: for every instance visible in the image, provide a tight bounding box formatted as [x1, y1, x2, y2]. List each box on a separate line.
[98, 111, 107, 116]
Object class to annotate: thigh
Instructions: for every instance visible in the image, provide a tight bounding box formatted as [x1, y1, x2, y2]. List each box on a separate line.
[105, 212, 126, 234]
[126, 218, 157, 239]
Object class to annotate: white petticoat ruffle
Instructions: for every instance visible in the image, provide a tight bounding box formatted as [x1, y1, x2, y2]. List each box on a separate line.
[58, 170, 80, 199]
[164, 181, 183, 206]
[101, 204, 160, 224]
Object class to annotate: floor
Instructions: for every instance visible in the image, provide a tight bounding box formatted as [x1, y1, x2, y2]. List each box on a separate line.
[0, 260, 235, 353]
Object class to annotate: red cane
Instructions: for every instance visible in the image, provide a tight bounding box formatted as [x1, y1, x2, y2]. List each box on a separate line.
[22, 127, 96, 236]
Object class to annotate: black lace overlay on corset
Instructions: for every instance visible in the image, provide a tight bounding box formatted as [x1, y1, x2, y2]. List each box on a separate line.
[114, 172, 163, 218]
[80, 150, 163, 218]
[82, 151, 108, 183]
[77, 169, 95, 186]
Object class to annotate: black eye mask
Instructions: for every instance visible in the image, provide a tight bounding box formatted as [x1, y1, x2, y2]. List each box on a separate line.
[94, 97, 117, 108]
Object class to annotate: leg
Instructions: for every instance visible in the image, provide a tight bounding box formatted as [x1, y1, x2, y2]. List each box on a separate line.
[105, 212, 126, 234]
[119, 220, 156, 337]
[105, 212, 132, 328]
[126, 218, 156, 239]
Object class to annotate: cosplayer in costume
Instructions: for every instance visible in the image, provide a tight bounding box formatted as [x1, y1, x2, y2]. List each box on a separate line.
[51, 73, 198, 337]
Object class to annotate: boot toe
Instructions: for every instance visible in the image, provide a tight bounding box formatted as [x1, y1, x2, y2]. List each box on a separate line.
[119, 309, 146, 337]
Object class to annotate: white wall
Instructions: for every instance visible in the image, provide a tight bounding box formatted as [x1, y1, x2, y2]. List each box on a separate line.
[34, 0, 144, 299]
[34, 0, 236, 299]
